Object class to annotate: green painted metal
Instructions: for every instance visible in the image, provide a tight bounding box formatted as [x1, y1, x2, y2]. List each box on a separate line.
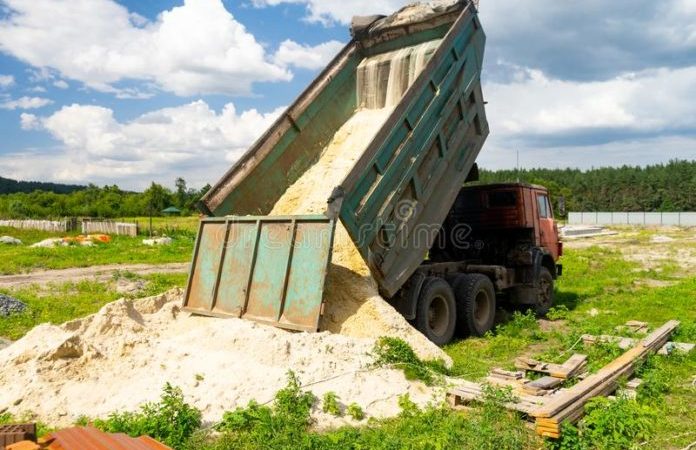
[337, 8, 489, 297]
[183, 216, 336, 332]
[201, 47, 361, 217]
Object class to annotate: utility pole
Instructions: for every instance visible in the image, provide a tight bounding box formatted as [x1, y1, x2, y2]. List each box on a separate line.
[516, 149, 520, 182]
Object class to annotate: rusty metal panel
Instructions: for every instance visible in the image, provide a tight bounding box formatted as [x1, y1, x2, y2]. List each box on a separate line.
[46, 427, 171, 450]
[183, 216, 335, 332]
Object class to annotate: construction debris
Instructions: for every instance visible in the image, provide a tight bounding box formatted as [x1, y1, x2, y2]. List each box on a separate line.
[4, 426, 171, 450]
[0, 293, 27, 317]
[29, 235, 110, 248]
[0, 236, 22, 245]
[581, 334, 694, 355]
[142, 237, 172, 246]
[448, 320, 681, 439]
[0, 423, 36, 448]
[514, 353, 587, 379]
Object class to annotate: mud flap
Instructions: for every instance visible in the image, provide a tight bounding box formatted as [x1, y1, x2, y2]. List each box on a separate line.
[183, 215, 336, 332]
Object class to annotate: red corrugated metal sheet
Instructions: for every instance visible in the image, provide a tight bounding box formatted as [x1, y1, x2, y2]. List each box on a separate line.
[45, 427, 171, 450]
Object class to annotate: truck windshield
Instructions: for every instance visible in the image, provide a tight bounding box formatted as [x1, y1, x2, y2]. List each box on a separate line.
[537, 194, 550, 218]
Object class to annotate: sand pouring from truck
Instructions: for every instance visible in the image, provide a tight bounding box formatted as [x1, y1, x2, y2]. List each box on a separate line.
[183, 0, 562, 345]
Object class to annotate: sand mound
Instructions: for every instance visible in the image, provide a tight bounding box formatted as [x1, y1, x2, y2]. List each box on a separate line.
[269, 107, 447, 363]
[0, 290, 440, 427]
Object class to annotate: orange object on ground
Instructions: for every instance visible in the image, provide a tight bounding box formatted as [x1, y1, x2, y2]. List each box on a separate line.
[6, 441, 41, 450]
[42, 427, 171, 450]
[88, 234, 111, 243]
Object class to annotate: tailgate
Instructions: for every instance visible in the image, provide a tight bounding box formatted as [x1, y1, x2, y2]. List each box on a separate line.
[183, 216, 336, 332]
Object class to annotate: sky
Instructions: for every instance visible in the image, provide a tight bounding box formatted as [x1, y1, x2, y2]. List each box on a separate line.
[0, 0, 694, 190]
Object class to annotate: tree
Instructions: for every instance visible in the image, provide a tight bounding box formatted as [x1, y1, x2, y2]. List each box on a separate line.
[175, 177, 187, 209]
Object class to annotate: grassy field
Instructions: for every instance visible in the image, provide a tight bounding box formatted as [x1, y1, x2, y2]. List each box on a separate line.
[0, 272, 188, 340]
[0, 226, 195, 274]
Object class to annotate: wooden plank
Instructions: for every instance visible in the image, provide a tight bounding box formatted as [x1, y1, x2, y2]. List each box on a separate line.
[522, 376, 562, 396]
[533, 320, 679, 419]
[515, 354, 587, 379]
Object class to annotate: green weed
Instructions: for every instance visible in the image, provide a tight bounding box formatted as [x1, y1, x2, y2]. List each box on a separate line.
[346, 403, 364, 421]
[92, 383, 201, 449]
[372, 336, 445, 384]
[322, 392, 341, 416]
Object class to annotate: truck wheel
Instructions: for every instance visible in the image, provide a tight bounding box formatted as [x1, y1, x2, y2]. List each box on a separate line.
[535, 267, 554, 315]
[414, 277, 456, 346]
[452, 274, 496, 337]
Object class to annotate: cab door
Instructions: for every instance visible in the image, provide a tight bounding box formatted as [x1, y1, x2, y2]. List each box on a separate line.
[535, 191, 559, 260]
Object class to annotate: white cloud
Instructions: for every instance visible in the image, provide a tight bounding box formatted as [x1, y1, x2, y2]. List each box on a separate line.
[484, 66, 696, 136]
[0, 96, 53, 110]
[479, 0, 696, 81]
[8, 100, 284, 189]
[273, 39, 344, 69]
[252, 0, 406, 25]
[28, 86, 47, 93]
[0, 0, 292, 97]
[0, 74, 14, 88]
[19, 112, 39, 130]
[53, 80, 69, 89]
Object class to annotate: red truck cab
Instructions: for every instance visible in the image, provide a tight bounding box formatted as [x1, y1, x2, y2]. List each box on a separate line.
[398, 182, 563, 345]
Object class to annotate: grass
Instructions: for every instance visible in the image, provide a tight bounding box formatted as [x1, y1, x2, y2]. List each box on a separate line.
[0, 226, 194, 274]
[117, 216, 201, 234]
[0, 272, 188, 339]
[443, 237, 696, 448]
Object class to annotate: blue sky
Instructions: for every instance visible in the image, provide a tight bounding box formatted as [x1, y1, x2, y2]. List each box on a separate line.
[0, 0, 694, 190]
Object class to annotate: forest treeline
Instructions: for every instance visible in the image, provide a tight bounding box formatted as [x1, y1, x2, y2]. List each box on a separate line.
[0, 178, 210, 219]
[0, 160, 694, 219]
[0, 176, 84, 195]
[479, 159, 695, 214]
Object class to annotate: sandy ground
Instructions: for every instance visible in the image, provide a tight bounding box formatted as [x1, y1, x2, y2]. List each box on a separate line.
[0, 263, 189, 288]
[564, 226, 696, 276]
[0, 290, 441, 428]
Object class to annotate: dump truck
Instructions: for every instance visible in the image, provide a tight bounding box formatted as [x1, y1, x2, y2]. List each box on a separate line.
[183, 0, 562, 345]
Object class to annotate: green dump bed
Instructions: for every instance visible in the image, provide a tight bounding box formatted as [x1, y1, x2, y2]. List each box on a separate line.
[184, 0, 489, 331]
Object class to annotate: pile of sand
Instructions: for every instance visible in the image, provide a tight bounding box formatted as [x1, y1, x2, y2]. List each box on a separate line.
[269, 108, 446, 363]
[0, 290, 440, 427]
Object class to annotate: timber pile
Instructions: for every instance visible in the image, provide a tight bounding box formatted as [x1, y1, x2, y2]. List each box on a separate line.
[514, 353, 587, 379]
[447, 320, 682, 439]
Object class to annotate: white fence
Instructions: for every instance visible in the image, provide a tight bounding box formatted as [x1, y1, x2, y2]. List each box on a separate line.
[0, 218, 138, 236]
[0, 219, 75, 232]
[568, 212, 696, 227]
[81, 220, 139, 237]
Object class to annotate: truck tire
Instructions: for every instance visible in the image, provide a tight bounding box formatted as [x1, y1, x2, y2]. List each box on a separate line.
[452, 274, 496, 337]
[414, 277, 456, 346]
[535, 267, 555, 315]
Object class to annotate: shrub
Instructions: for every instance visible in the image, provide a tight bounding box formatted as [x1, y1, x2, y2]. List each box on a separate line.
[322, 392, 341, 416]
[93, 383, 201, 449]
[346, 403, 364, 421]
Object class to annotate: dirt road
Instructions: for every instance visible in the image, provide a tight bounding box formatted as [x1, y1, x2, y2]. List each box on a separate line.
[0, 263, 189, 288]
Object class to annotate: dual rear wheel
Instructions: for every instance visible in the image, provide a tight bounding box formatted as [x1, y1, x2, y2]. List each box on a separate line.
[413, 274, 496, 345]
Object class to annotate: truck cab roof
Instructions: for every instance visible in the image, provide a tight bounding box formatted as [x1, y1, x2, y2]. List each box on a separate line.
[462, 182, 549, 192]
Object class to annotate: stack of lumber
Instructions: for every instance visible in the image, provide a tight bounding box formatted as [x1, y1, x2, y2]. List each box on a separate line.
[447, 320, 681, 439]
[515, 353, 587, 379]
[531, 320, 679, 438]
[447, 380, 545, 415]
